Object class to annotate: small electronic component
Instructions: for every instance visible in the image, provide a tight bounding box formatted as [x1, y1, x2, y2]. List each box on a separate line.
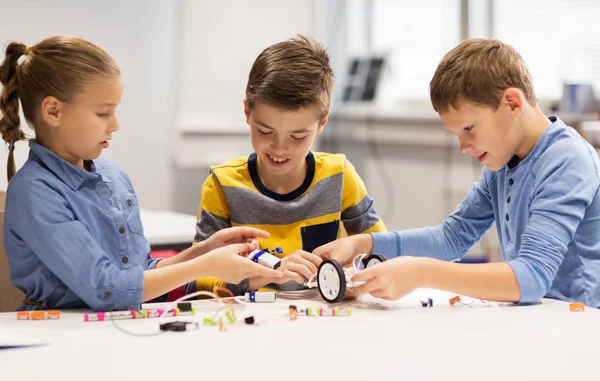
[159, 321, 198, 332]
[17, 310, 61, 320]
[249, 249, 281, 269]
[244, 291, 277, 303]
[569, 302, 585, 312]
[288, 305, 351, 317]
[420, 298, 433, 307]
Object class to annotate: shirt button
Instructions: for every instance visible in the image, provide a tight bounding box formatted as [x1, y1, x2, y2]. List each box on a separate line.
[507, 196, 511, 204]
[509, 178, 514, 185]
[122, 256, 129, 264]
[127, 199, 132, 206]
[505, 214, 510, 221]
[104, 291, 112, 298]
[119, 227, 125, 234]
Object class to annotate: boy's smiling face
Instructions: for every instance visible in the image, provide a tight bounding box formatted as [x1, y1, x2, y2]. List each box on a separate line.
[440, 90, 524, 171]
[245, 100, 327, 187]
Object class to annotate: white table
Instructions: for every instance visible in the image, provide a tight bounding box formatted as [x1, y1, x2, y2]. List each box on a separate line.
[0, 288, 597, 381]
[139, 208, 197, 251]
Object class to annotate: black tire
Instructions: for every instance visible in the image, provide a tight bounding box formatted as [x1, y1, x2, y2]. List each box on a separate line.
[317, 259, 346, 303]
[362, 254, 386, 268]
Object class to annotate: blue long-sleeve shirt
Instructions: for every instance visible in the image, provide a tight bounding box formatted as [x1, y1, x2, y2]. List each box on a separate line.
[4, 140, 160, 311]
[372, 117, 600, 307]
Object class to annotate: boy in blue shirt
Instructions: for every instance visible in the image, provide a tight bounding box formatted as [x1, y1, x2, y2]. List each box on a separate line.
[314, 39, 600, 307]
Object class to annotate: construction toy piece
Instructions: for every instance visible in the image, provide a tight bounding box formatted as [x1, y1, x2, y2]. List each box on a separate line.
[362, 253, 386, 269]
[17, 310, 61, 320]
[317, 259, 347, 303]
[249, 249, 281, 269]
[569, 302, 585, 312]
[312, 254, 387, 304]
[449, 296, 461, 306]
[420, 298, 434, 307]
[203, 317, 217, 326]
[289, 305, 299, 320]
[244, 316, 255, 325]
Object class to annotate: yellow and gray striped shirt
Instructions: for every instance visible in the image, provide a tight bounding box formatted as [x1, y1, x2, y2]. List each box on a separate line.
[190, 151, 386, 295]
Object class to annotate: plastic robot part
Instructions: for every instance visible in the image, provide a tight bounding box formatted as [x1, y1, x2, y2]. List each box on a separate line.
[159, 321, 198, 332]
[204, 317, 216, 326]
[317, 259, 347, 303]
[569, 302, 585, 312]
[315, 254, 387, 304]
[288, 305, 351, 317]
[449, 296, 461, 306]
[245, 291, 277, 303]
[362, 254, 386, 269]
[225, 309, 236, 323]
[289, 305, 299, 320]
[17, 310, 61, 320]
[249, 249, 281, 269]
[420, 298, 433, 307]
[244, 316, 255, 324]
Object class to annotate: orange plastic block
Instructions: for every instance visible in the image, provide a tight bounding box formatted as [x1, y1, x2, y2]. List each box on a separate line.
[569, 302, 585, 312]
[449, 296, 461, 306]
[16, 310, 61, 320]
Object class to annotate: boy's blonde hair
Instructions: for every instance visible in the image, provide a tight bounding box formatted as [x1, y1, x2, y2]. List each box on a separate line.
[0, 36, 120, 181]
[429, 39, 536, 113]
[245, 34, 334, 121]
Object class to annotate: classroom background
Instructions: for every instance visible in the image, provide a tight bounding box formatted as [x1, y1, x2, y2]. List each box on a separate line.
[2, 0, 600, 264]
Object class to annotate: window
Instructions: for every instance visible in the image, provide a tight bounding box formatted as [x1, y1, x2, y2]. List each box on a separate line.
[494, 0, 600, 100]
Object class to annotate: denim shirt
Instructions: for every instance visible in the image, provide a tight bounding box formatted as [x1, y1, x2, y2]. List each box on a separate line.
[372, 117, 600, 307]
[4, 140, 160, 311]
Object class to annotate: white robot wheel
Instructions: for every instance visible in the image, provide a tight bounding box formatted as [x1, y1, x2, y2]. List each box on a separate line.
[317, 259, 346, 303]
[362, 254, 386, 269]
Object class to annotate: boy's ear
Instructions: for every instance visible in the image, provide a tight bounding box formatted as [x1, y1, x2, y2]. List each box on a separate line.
[317, 110, 330, 134]
[40, 96, 63, 127]
[243, 99, 251, 124]
[503, 88, 524, 117]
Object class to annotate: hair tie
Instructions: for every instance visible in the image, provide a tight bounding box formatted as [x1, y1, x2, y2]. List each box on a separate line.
[9, 144, 15, 152]
[23, 46, 30, 56]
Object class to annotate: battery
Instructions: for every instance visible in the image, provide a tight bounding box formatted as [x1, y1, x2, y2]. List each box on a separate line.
[249, 249, 281, 269]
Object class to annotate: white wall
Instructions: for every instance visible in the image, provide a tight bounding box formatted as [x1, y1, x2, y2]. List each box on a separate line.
[171, 0, 317, 213]
[0, 0, 178, 210]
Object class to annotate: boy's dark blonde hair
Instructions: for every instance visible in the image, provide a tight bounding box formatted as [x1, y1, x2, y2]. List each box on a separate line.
[0, 36, 120, 181]
[429, 39, 536, 113]
[245, 34, 334, 121]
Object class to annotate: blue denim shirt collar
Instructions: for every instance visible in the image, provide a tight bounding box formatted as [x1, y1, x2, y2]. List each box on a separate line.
[28, 139, 103, 190]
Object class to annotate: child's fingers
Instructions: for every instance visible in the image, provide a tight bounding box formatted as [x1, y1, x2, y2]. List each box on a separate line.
[219, 243, 250, 255]
[291, 253, 319, 274]
[297, 250, 323, 267]
[287, 262, 314, 281]
[311, 242, 335, 259]
[350, 266, 377, 283]
[281, 270, 304, 284]
[349, 277, 381, 296]
[249, 263, 283, 278]
[239, 226, 270, 239]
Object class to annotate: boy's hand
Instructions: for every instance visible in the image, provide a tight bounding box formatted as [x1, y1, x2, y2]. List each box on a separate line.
[200, 227, 269, 256]
[313, 234, 374, 266]
[201, 243, 283, 284]
[248, 250, 322, 289]
[273, 250, 322, 284]
[346, 256, 423, 300]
